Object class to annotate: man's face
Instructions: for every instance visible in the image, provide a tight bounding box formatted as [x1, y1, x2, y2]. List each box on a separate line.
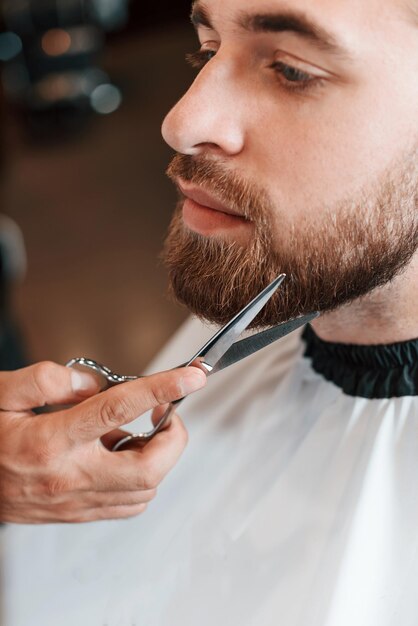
[161, 0, 418, 327]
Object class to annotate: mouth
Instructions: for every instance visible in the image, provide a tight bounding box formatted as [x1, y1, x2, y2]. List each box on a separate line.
[177, 180, 251, 237]
[178, 181, 244, 217]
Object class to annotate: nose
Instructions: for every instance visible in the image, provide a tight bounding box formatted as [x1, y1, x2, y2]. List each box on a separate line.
[161, 61, 245, 157]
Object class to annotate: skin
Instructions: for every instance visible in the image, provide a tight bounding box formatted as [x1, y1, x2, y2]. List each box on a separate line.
[0, 363, 206, 523]
[1, 0, 416, 524]
[162, 0, 418, 344]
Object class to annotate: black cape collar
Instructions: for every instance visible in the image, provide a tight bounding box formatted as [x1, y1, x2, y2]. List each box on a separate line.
[302, 325, 418, 399]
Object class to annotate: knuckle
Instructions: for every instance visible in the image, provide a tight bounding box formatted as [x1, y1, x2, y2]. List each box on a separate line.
[148, 487, 158, 501]
[144, 374, 182, 407]
[92, 503, 148, 522]
[139, 382, 161, 408]
[43, 475, 69, 499]
[98, 394, 132, 429]
[32, 361, 59, 398]
[134, 503, 148, 516]
[142, 488, 157, 503]
[120, 503, 147, 519]
[140, 461, 160, 490]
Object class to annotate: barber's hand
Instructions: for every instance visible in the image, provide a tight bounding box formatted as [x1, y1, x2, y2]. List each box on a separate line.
[0, 362, 206, 524]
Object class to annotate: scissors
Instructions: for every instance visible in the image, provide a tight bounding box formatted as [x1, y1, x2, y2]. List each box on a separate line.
[67, 274, 318, 451]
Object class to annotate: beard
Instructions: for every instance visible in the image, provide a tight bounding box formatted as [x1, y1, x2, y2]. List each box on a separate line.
[162, 151, 418, 328]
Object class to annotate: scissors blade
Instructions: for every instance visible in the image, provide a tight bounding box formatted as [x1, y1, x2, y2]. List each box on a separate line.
[187, 274, 286, 370]
[211, 311, 319, 374]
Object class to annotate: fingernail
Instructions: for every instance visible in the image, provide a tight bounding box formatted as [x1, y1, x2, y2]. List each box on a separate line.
[71, 370, 101, 395]
[180, 368, 207, 396]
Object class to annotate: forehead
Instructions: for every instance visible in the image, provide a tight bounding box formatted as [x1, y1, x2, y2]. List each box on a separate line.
[191, 0, 418, 73]
[192, 0, 397, 21]
[191, 0, 409, 47]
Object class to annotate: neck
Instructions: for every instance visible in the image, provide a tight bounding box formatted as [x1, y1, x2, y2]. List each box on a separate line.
[311, 253, 418, 345]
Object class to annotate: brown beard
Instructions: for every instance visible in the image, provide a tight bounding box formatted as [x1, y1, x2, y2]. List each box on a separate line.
[162, 152, 418, 328]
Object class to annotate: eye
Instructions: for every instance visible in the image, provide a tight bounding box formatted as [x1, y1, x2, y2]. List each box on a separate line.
[270, 61, 323, 92]
[273, 62, 312, 82]
[186, 48, 217, 70]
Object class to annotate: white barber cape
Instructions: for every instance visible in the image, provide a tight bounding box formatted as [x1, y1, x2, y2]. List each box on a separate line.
[2, 317, 418, 626]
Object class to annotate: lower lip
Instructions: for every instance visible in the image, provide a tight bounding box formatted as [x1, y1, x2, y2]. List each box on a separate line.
[182, 198, 250, 236]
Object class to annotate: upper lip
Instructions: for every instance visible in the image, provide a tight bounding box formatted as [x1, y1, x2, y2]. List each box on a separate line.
[177, 180, 244, 218]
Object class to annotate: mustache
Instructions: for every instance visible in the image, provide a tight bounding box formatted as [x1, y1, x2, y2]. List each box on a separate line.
[166, 153, 271, 224]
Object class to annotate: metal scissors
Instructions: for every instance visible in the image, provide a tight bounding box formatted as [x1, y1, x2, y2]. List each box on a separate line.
[67, 274, 318, 451]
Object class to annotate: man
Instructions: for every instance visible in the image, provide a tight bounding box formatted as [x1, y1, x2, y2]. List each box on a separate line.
[1, 0, 417, 624]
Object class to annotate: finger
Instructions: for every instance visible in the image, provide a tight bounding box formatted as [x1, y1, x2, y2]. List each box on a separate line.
[100, 404, 171, 451]
[90, 414, 188, 492]
[0, 362, 101, 411]
[102, 405, 172, 452]
[63, 367, 205, 443]
[69, 503, 149, 523]
[36, 503, 150, 524]
[75, 488, 157, 508]
[42, 487, 157, 511]
[132, 414, 188, 485]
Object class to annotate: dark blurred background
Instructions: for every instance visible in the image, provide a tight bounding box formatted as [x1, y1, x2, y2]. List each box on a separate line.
[0, 0, 198, 374]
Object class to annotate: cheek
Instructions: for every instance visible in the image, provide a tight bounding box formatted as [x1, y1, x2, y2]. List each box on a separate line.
[245, 85, 413, 219]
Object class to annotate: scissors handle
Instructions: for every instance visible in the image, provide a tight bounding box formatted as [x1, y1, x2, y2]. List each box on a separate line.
[66, 358, 139, 389]
[111, 401, 181, 450]
[66, 357, 191, 450]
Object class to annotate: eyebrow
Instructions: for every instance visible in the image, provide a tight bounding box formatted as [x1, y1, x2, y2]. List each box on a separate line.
[190, 2, 351, 58]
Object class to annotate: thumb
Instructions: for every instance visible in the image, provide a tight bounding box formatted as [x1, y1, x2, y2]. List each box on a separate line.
[63, 366, 206, 443]
[0, 361, 101, 411]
